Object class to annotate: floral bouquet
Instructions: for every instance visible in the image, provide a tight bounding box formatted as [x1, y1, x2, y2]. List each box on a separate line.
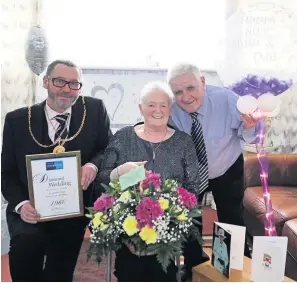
[86, 170, 202, 272]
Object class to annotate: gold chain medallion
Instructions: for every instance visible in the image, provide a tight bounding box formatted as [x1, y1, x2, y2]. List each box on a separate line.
[53, 145, 66, 153]
[28, 97, 86, 153]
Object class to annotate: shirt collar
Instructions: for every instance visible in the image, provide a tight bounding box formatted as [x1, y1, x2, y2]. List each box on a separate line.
[196, 87, 209, 116]
[45, 100, 71, 120]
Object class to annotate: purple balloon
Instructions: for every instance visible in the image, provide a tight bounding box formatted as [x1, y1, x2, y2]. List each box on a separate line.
[228, 74, 293, 97]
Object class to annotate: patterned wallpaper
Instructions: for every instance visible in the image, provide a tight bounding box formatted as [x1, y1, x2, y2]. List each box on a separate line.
[268, 83, 297, 153]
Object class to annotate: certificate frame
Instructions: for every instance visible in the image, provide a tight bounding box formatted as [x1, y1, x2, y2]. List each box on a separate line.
[26, 151, 84, 222]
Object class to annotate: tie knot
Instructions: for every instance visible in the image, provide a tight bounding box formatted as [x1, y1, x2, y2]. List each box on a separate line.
[190, 112, 198, 121]
[54, 114, 69, 125]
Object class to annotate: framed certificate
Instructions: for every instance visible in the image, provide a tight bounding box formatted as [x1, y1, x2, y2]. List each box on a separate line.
[26, 151, 84, 221]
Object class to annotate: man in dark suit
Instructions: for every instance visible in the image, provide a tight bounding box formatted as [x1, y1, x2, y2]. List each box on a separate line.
[1, 60, 112, 281]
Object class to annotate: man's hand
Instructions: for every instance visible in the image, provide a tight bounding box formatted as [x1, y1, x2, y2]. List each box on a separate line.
[241, 114, 257, 129]
[81, 164, 97, 190]
[20, 203, 40, 224]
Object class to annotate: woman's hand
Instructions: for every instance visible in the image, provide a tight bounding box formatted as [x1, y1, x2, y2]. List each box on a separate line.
[118, 161, 147, 176]
[110, 161, 147, 181]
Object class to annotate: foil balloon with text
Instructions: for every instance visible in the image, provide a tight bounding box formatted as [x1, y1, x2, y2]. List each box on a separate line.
[216, 3, 297, 236]
[25, 25, 48, 76]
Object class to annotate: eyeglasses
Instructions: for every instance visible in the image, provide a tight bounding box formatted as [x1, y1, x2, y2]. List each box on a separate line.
[50, 77, 82, 90]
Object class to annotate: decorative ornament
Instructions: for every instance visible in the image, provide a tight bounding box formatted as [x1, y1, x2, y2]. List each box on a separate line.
[230, 75, 292, 236]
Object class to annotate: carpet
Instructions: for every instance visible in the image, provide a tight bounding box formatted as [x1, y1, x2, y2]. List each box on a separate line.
[74, 241, 117, 282]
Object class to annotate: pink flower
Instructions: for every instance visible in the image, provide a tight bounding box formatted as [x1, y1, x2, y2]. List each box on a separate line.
[142, 171, 161, 189]
[94, 194, 115, 212]
[150, 203, 163, 220]
[176, 187, 198, 209]
[136, 206, 150, 223]
[94, 198, 105, 212]
[140, 197, 151, 206]
[136, 197, 164, 226]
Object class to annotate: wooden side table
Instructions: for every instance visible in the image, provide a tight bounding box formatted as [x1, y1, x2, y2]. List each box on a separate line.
[192, 248, 295, 282]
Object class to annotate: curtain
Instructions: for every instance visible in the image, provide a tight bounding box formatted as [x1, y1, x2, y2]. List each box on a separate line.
[1, 0, 43, 255]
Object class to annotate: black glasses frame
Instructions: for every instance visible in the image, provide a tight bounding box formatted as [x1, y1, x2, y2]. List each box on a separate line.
[50, 77, 82, 90]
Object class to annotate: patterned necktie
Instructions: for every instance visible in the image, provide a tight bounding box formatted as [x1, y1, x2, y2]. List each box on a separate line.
[54, 114, 69, 142]
[190, 112, 209, 194]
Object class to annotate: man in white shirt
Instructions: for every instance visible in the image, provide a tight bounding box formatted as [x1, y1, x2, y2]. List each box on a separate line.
[1, 60, 112, 281]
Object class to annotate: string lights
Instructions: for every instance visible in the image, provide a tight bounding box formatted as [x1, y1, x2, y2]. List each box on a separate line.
[253, 109, 277, 236]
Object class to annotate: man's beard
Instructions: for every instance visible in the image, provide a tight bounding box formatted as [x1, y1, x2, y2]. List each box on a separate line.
[48, 91, 78, 110]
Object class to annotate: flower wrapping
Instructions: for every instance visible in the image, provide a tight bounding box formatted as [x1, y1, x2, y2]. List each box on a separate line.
[86, 171, 202, 272]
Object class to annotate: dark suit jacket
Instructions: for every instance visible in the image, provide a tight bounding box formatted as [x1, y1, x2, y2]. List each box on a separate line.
[1, 96, 112, 214]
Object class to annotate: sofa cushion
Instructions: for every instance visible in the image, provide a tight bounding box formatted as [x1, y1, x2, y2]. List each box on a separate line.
[244, 153, 297, 187]
[243, 186, 297, 233]
[282, 219, 297, 264]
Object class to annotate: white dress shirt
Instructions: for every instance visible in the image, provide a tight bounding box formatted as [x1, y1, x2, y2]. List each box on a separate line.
[45, 101, 71, 142]
[15, 101, 98, 213]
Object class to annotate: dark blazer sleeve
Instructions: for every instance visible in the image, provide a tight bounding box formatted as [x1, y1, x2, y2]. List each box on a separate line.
[1, 114, 27, 209]
[89, 100, 113, 169]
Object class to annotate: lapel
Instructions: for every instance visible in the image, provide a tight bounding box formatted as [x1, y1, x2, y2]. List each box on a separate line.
[29, 100, 50, 154]
[67, 96, 85, 151]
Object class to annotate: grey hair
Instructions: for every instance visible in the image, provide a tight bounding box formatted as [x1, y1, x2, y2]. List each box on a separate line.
[140, 81, 174, 105]
[45, 59, 83, 79]
[166, 62, 202, 83]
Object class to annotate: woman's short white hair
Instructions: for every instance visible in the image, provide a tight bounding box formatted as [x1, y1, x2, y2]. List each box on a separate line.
[140, 81, 174, 105]
[166, 62, 202, 83]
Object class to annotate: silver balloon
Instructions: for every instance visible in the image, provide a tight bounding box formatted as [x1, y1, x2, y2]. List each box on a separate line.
[25, 26, 48, 76]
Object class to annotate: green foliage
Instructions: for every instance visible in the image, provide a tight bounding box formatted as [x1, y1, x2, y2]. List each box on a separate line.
[188, 208, 202, 218]
[100, 183, 117, 196]
[188, 223, 203, 246]
[161, 179, 179, 193]
[156, 242, 183, 273]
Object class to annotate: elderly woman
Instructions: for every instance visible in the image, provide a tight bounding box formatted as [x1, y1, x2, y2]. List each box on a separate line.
[97, 81, 207, 282]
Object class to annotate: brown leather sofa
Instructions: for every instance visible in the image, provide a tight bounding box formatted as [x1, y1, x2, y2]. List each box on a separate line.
[243, 153, 297, 281]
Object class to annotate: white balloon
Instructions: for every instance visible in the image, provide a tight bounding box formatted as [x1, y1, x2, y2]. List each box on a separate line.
[262, 104, 281, 117]
[237, 95, 257, 114]
[257, 93, 281, 113]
